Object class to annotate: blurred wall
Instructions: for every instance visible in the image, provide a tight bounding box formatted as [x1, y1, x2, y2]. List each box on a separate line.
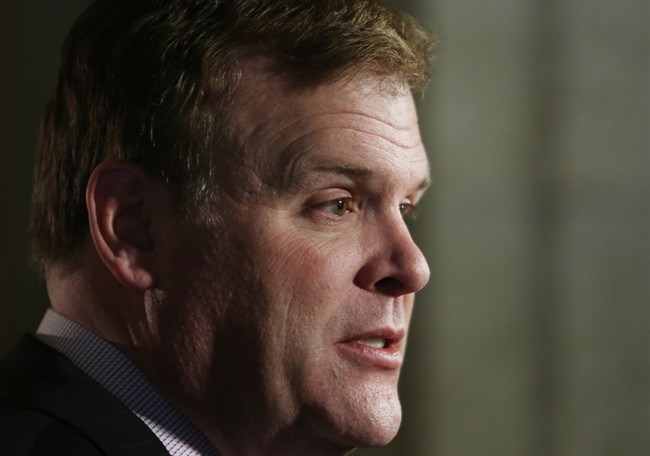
[1, 1, 648, 455]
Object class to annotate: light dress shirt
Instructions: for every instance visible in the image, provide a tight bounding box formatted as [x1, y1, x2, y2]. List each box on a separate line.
[36, 309, 220, 456]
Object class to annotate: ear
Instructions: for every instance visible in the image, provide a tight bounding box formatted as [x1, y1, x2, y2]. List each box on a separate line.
[86, 159, 171, 290]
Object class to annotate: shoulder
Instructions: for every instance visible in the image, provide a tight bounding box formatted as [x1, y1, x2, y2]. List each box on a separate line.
[0, 336, 105, 454]
[0, 335, 169, 456]
[0, 399, 103, 455]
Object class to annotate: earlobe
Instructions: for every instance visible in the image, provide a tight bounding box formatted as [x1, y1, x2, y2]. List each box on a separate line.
[86, 160, 164, 290]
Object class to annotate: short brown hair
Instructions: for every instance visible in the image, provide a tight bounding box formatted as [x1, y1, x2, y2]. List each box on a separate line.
[29, 0, 436, 273]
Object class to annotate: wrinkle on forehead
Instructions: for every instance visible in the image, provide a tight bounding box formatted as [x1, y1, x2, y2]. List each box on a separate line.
[264, 116, 423, 158]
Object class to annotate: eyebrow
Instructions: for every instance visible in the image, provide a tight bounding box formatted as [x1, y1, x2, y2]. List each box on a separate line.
[300, 160, 432, 194]
[312, 163, 374, 177]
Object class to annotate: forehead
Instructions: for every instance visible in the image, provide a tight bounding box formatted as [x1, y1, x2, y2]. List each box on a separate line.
[230, 57, 429, 189]
[234, 57, 420, 135]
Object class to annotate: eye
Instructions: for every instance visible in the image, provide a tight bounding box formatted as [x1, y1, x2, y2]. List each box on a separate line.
[399, 202, 419, 221]
[319, 197, 355, 217]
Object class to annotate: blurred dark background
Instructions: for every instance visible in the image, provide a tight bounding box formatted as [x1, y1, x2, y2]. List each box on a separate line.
[2, 1, 648, 454]
[1, 2, 91, 350]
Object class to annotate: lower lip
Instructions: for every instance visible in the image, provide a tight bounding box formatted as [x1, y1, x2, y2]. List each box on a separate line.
[336, 341, 403, 370]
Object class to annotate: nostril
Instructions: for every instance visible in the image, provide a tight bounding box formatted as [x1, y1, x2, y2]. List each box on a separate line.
[374, 277, 406, 297]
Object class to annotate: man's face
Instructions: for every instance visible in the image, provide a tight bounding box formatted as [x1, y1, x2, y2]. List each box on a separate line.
[158, 63, 430, 454]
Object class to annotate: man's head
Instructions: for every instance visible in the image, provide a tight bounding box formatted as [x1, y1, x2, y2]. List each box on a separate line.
[30, 1, 435, 454]
[30, 0, 434, 271]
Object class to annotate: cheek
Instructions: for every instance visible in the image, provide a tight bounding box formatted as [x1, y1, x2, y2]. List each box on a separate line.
[260, 230, 362, 299]
[252, 230, 365, 372]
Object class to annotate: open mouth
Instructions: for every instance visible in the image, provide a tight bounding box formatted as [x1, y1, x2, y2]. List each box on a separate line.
[337, 328, 405, 370]
[356, 336, 387, 349]
[351, 327, 404, 349]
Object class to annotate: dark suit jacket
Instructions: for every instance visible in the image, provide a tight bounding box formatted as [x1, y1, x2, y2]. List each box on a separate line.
[0, 334, 169, 455]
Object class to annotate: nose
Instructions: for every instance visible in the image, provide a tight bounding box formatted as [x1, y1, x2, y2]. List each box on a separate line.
[354, 217, 430, 298]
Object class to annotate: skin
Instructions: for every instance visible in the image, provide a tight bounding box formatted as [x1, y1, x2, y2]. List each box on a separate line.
[48, 61, 431, 456]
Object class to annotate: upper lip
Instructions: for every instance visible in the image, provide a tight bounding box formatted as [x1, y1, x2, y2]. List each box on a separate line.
[342, 327, 406, 347]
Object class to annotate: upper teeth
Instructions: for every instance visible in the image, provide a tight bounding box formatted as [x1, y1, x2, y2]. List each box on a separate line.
[357, 337, 386, 348]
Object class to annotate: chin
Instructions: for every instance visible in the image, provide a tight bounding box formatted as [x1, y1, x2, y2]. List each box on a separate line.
[350, 406, 402, 448]
[261, 383, 403, 456]
[316, 387, 403, 450]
